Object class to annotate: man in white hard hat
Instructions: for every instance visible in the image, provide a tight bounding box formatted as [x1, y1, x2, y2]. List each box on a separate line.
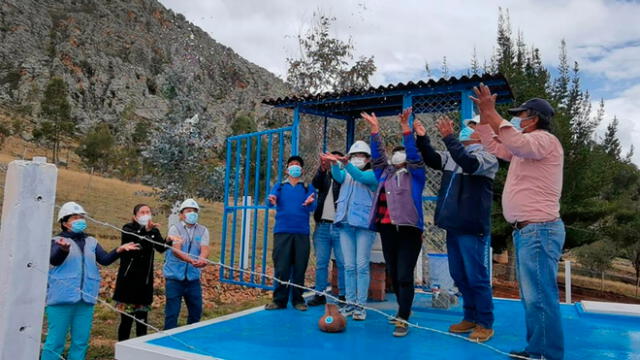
[463, 115, 480, 129]
[163, 198, 210, 329]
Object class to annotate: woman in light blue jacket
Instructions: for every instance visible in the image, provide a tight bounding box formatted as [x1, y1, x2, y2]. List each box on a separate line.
[42, 202, 139, 360]
[322, 140, 378, 320]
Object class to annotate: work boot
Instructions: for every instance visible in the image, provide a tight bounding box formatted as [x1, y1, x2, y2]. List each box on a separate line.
[307, 295, 326, 307]
[468, 325, 494, 342]
[448, 320, 476, 333]
[264, 302, 285, 310]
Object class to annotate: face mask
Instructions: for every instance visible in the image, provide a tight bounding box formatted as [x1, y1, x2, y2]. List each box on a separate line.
[70, 219, 87, 233]
[350, 157, 366, 169]
[185, 212, 199, 225]
[288, 165, 302, 178]
[391, 151, 407, 165]
[510, 116, 533, 132]
[458, 126, 476, 142]
[137, 214, 152, 227]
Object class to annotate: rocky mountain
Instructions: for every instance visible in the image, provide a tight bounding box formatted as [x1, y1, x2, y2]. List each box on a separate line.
[0, 0, 289, 146]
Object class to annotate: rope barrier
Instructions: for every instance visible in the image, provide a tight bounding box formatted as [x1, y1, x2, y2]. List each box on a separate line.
[78, 211, 538, 360]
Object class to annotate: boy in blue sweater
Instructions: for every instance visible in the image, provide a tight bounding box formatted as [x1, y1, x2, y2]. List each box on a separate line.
[265, 155, 317, 311]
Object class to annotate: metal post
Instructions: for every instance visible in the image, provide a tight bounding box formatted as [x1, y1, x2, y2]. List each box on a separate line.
[460, 90, 475, 126]
[322, 116, 328, 153]
[0, 157, 57, 360]
[346, 117, 355, 153]
[565, 260, 572, 303]
[292, 105, 301, 155]
[240, 196, 252, 270]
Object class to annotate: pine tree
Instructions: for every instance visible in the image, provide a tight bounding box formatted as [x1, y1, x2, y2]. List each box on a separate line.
[441, 56, 449, 78]
[33, 77, 75, 163]
[470, 47, 480, 75]
[603, 116, 622, 160]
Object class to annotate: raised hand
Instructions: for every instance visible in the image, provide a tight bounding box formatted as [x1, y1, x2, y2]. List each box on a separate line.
[435, 116, 455, 138]
[268, 194, 277, 206]
[361, 112, 379, 134]
[413, 119, 427, 136]
[469, 83, 497, 118]
[399, 107, 412, 132]
[302, 193, 315, 207]
[117, 242, 142, 253]
[146, 219, 160, 231]
[55, 238, 71, 252]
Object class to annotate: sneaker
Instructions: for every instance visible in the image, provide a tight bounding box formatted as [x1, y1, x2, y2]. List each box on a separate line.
[307, 295, 326, 307]
[509, 350, 543, 359]
[393, 321, 409, 337]
[264, 302, 285, 310]
[339, 305, 355, 317]
[388, 311, 412, 324]
[293, 303, 308, 311]
[448, 319, 476, 333]
[468, 325, 494, 342]
[352, 309, 367, 321]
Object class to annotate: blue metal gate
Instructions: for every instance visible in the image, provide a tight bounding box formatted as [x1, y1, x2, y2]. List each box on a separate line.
[219, 126, 293, 289]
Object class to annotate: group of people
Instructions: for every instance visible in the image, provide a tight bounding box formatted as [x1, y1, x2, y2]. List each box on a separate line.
[41, 84, 565, 360]
[42, 199, 211, 360]
[266, 84, 566, 359]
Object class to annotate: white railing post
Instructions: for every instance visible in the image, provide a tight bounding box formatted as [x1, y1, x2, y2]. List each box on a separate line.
[240, 196, 252, 270]
[0, 157, 57, 359]
[565, 260, 572, 304]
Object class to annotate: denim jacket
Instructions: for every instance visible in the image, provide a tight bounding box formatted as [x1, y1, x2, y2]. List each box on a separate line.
[369, 132, 426, 231]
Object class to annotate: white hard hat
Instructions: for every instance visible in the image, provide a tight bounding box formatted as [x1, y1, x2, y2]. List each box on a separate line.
[348, 141, 371, 156]
[179, 198, 200, 212]
[463, 115, 480, 127]
[57, 201, 87, 221]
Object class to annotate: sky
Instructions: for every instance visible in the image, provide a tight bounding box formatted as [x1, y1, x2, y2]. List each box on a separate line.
[159, 0, 640, 164]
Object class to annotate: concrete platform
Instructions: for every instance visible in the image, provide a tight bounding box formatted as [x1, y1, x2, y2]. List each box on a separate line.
[116, 292, 640, 359]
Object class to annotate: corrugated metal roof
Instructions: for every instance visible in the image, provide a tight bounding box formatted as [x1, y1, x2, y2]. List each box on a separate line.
[262, 73, 513, 108]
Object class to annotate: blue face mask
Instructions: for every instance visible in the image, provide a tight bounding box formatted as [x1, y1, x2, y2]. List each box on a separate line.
[458, 126, 476, 142]
[185, 212, 199, 225]
[288, 165, 302, 178]
[70, 219, 87, 233]
[510, 116, 534, 132]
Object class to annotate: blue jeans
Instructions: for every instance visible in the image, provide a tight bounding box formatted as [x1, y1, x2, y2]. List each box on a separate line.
[513, 219, 565, 360]
[339, 224, 375, 306]
[446, 232, 494, 329]
[313, 222, 345, 296]
[164, 279, 203, 330]
[41, 302, 95, 360]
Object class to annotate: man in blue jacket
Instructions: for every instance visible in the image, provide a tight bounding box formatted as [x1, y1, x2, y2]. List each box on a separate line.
[265, 155, 317, 311]
[415, 116, 499, 342]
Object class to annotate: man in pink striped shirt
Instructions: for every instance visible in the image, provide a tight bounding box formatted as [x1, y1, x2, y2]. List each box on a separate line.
[471, 84, 565, 360]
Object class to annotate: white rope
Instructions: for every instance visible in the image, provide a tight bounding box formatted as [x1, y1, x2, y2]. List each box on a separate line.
[80, 212, 538, 360]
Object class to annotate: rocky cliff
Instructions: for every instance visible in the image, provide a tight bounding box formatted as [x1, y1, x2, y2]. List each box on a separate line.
[0, 0, 289, 145]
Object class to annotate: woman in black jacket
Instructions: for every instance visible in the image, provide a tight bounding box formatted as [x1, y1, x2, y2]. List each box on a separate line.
[113, 204, 180, 340]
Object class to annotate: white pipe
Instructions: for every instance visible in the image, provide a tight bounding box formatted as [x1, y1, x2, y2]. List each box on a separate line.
[565, 260, 572, 304]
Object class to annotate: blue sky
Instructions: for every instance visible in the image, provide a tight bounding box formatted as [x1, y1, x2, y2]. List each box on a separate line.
[159, 0, 640, 164]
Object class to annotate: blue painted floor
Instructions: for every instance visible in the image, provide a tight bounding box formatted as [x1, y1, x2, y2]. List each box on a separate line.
[149, 293, 640, 359]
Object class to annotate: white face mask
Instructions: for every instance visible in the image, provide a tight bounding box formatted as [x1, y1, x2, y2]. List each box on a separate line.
[137, 214, 152, 227]
[391, 151, 407, 165]
[350, 157, 366, 169]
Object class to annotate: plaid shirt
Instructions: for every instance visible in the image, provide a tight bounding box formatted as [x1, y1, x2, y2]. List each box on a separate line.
[375, 187, 392, 225]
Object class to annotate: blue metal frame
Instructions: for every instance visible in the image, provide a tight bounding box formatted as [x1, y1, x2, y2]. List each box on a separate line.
[221, 76, 512, 290]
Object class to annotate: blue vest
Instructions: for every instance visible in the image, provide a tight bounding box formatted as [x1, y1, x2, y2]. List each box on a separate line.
[163, 223, 206, 281]
[47, 236, 101, 305]
[335, 172, 375, 229]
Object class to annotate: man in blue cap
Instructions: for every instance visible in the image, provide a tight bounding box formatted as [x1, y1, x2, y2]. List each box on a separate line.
[414, 116, 499, 342]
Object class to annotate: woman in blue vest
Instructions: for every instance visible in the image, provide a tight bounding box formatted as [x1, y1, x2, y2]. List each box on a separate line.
[42, 202, 140, 360]
[322, 140, 378, 320]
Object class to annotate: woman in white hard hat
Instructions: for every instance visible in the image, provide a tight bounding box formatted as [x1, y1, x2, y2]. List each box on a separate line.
[42, 202, 140, 360]
[113, 204, 182, 341]
[321, 140, 378, 320]
[163, 198, 210, 329]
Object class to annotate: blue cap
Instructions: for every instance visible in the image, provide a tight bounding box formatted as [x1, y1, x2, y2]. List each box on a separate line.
[508, 98, 555, 118]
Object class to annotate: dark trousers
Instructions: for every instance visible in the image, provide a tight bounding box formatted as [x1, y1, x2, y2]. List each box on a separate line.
[272, 232, 310, 306]
[164, 279, 203, 330]
[379, 224, 422, 320]
[118, 311, 148, 341]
